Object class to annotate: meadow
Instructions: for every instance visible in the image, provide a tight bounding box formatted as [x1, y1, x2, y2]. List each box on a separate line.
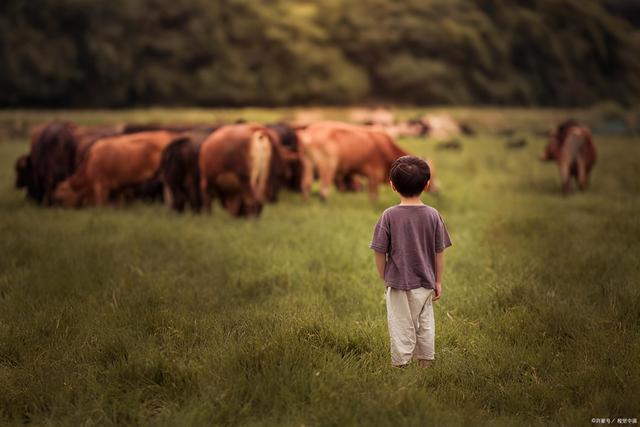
[0, 109, 639, 426]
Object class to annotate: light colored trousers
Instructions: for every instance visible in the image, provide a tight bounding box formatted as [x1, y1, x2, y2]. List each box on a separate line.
[386, 286, 435, 366]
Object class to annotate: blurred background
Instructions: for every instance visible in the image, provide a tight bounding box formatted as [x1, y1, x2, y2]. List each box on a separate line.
[1, 0, 640, 108]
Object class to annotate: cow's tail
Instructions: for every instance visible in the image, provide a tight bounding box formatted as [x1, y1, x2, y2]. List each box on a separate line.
[248, 130, 273, 202]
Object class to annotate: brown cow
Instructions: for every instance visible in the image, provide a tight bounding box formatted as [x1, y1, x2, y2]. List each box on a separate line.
[160, 131, 212, 213]
[53, 131, 176, 207]
[541, 120, 597, 193]
[199, 123, 285, 217]
[298, 122, 436, 200]
[17, 122, 124, 204]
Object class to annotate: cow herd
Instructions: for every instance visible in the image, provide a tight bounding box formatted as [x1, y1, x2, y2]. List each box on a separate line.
[14, 120, 433, 217]
[13, 118, 596, 217]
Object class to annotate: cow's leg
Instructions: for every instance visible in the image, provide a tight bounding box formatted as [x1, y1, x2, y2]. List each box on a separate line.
[558, 161, 571, 195]
[577, 156, 588, 191]
[94, 182, 109, 206]
[200, 176, 211, 214]
[300, 155, 314, 200]
[366, 167, 384, 201]
[188, 178, 202, 213]
[174, 190, 187, 212]
[163, 185, 174, 210]
[185, 177, 201, 212]
[318, 160, 338, 201]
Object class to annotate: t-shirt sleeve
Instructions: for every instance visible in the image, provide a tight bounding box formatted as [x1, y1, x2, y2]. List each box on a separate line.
[435, 214, 452, 253]
[369, 212, 390, 253]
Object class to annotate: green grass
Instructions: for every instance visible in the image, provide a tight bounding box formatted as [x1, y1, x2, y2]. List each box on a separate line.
[0, 109, 639, 426]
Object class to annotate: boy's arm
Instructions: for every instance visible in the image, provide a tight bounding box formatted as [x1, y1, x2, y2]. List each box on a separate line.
[434, 251, 444, 301]
[374, 251, 386, 281]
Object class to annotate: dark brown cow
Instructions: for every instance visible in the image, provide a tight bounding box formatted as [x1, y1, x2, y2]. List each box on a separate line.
[541, 120, 597, 193]
[27, 122, 78, 205]
[53, 131, 176, 207]
[298, 122, 435, 200]
[160, 131, 212, 213]
[266, 123, 302, 192]
[199, 123, 285, 217]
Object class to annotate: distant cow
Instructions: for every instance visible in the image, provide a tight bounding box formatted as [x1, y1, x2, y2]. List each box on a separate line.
[16, 122, 124, 204]
[298, 122, 432, 200]
[27, 122, 79, 205]
[160, 131, 212, 213]
[540, 120, 597, 193]
[53, 131, 176, 207]
[199, 124, 284, 217]
[266, 123, 302, 192]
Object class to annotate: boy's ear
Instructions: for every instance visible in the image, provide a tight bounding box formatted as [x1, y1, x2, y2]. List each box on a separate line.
[390, 180, 397, 193]
[424, 179, 431, 192]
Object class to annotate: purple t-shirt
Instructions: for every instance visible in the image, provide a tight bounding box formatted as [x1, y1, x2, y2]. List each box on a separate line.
[370, 204, 452, 290]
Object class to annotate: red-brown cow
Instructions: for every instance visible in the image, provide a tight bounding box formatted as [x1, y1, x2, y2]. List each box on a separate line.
[53, 131, 176, 207]
[298, 122, 437, 200]
[199, 123, 286, 217]
[541, 120, 597, 193]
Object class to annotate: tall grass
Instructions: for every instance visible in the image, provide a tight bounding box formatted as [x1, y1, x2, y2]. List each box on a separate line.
[0, 111, 638, 426]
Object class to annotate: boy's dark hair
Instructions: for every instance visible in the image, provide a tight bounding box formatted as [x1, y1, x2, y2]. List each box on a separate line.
[390, 156, 431, 197]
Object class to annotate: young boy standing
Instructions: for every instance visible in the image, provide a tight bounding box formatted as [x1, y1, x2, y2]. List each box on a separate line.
[370, 156, 452, 368]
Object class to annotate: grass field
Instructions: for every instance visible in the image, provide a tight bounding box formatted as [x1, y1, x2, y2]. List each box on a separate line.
[0, 109, 639, 426]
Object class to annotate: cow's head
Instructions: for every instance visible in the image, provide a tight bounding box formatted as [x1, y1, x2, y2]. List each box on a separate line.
[53, 179, 84, 207]
[15, 155, 31, 188]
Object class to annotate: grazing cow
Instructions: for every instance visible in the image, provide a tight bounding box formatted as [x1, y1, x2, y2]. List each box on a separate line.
[199, 123, 283, 217]
[53, 131, 176, 207]
[298, 122, 434, 200]
[266, 123, 302, 192]
[540, 120, 597, 193]
[16, 123, 124, 203]
[28, 122, 78, 205]
[160, 131, 212, 213]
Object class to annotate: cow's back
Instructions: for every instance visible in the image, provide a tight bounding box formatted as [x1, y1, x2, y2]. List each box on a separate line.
[301, 122, 380, 170]
[85, 131, 175, 186]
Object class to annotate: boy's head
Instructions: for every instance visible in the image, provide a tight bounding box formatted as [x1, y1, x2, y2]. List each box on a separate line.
[390, 155, 431, 197]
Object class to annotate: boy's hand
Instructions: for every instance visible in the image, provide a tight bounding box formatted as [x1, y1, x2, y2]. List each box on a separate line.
[433, 282, 442, 301]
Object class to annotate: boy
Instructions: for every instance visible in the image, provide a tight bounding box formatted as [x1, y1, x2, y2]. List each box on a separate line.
[370, 155, 452, 368]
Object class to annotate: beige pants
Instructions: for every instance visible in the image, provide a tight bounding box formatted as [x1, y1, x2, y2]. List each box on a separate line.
[386, 286, 435, 366]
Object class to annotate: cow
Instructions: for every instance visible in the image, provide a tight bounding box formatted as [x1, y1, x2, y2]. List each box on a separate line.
[16, 122, 125, 204]
[297, 122, 436, 200]
[540, 120, 597, 193]
[199, 123, 285, 217]
[266, 123, 302, 192]
[160, 131, 211, 213]
[27, 122, 78, 205]
[53, 131, 176, 207]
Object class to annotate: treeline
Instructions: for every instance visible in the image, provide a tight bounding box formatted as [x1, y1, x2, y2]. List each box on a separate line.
[1, 0, 640, 107]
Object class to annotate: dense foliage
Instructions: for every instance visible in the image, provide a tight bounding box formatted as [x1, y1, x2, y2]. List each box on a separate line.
[1, 0, 640, 107]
